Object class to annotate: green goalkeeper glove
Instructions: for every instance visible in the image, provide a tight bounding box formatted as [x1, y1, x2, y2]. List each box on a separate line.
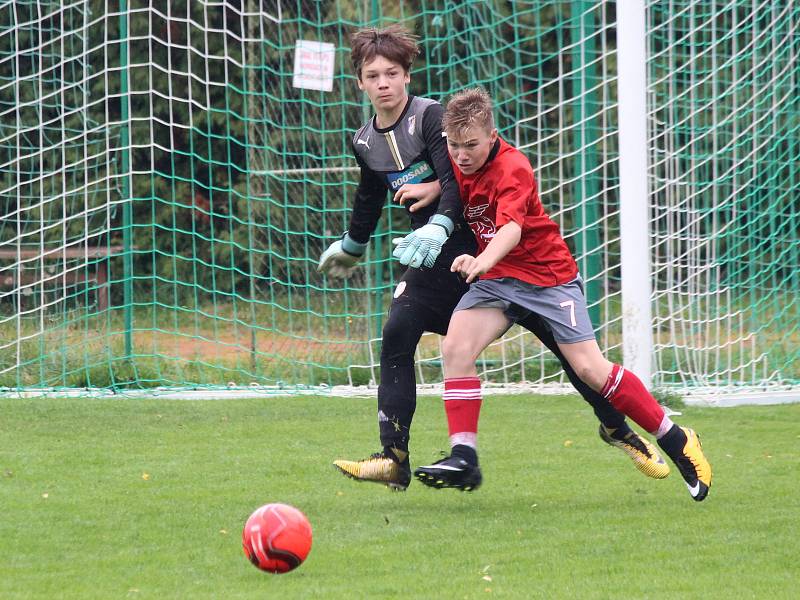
[392, 214, 454, 269]
[317, 233, 368, 278]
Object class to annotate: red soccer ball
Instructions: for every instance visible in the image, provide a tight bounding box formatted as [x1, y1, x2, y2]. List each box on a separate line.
[242, 503, 313, 574]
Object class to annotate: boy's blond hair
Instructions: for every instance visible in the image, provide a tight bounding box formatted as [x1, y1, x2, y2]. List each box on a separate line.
[350, 25, 419, 80]
[442, 87, 495, 137]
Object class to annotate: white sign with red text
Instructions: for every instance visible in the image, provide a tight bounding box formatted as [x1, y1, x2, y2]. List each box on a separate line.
[293, 40, 335, 92]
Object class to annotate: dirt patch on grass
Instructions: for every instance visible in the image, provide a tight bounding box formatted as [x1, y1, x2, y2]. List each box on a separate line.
[137, 329, 363, 362]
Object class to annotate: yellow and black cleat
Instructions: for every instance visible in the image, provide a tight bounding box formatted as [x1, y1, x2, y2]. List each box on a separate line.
[599, 425, 671, 479]
[669, 427, 712, 501]
[333, 451, 411, 491]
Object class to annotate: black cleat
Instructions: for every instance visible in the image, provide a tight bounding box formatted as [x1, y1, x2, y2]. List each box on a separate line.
[414, 455, 482, 492]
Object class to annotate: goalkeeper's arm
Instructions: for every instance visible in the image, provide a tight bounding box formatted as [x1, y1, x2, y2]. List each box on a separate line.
[392, 103, 459, 268]
[318, 153, 387, 278]
[317, 233, 369, 278]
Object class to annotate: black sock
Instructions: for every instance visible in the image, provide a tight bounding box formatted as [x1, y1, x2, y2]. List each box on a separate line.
[604, 421, 634, 442]
[451, 444, 478, 466]
[656, 424, 686, 459]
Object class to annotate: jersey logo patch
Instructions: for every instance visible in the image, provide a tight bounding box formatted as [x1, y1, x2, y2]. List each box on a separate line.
[407, 114, 416, 135]
[356, 136, 370, 150]
[466, 203, 496, 241]
[386, 161, 434, 191]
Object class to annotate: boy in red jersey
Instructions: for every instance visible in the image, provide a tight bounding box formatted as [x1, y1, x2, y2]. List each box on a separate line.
[414, 88, 712, 501]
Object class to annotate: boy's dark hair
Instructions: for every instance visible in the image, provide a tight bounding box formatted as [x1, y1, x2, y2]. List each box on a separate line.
[442, 87, 495, 137]
[350, 24, 419, 79]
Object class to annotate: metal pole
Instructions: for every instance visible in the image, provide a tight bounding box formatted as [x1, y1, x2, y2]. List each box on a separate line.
[617, 0, 653, 386]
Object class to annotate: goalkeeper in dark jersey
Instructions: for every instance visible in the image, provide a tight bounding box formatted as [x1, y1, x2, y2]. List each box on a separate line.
[318, 25, 668, 490]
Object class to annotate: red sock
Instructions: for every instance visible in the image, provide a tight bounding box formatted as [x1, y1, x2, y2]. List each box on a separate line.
[443, 377, 482, 447]
[601, 364, 664, 434]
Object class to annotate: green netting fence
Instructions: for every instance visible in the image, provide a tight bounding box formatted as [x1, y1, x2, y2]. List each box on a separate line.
[0, 0, 797, 398]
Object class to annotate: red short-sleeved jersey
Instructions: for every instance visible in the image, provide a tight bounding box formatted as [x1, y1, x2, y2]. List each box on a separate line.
[453, 137, 578, 287]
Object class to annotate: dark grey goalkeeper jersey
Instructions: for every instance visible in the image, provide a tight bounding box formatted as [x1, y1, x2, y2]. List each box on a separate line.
[346, 95, 475, 260]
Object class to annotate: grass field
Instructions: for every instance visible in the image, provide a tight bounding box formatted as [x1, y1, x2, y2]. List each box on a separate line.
[1, 394, 798, 599]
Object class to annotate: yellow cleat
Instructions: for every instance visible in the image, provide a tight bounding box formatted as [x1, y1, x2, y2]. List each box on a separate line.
[599, 425, 671, 479]
[333, 452, 411, 491]
[670, 427, 712, 501]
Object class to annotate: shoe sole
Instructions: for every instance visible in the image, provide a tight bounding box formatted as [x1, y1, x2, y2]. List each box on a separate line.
[332, 463, 410, 491]
[414, 468, 482, 492]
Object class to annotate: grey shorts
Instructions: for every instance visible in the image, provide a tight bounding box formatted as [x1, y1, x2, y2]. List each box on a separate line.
[453, 277, 596, 344]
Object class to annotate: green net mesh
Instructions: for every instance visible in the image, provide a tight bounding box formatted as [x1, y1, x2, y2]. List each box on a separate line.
[0, 0, 797, 396]
[647, 2, 800, 390]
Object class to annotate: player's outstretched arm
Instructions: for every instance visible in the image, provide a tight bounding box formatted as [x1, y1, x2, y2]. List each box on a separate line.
[451, 222, 521, 282]
[391, 102, 461, 269]
[393, 180, 441, 212]
[392, 214, 453, 269]
[317, 233, 368, 278]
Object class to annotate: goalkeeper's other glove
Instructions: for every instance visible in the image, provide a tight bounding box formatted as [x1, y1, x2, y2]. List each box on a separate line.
[317, 233, 368, 278]
[392, 214, 454, 269]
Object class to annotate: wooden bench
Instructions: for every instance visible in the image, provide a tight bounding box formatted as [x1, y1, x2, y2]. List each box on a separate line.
[0, 245, 127, 311]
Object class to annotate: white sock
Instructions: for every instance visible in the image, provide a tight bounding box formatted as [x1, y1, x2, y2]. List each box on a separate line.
[655, 416, 675, 439]
[450, 432, 477, 449]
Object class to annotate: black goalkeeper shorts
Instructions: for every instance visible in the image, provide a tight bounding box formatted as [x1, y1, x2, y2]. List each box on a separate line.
[388, 263, 470, 336]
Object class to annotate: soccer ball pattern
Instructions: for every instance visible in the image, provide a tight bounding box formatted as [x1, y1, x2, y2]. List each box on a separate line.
[242, 503, 313, 574]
